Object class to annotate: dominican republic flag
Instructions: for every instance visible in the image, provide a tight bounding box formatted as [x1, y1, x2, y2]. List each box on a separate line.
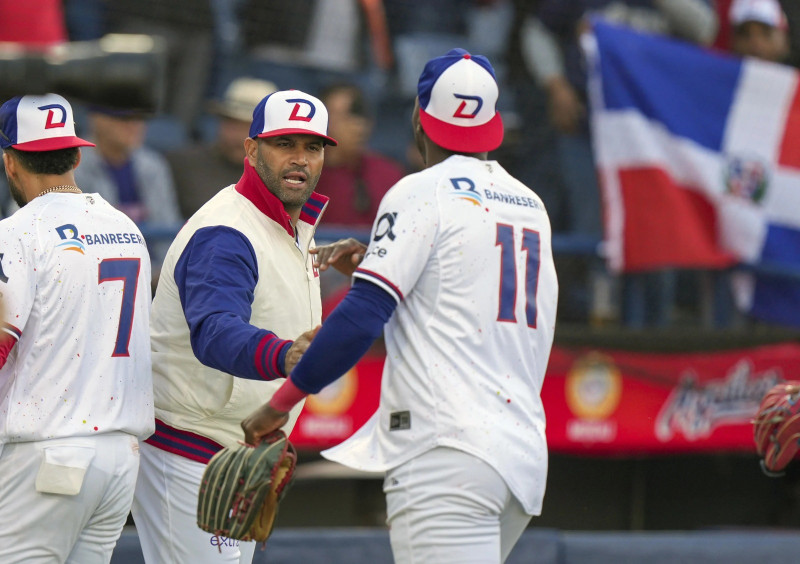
[587, 21, 800, 327]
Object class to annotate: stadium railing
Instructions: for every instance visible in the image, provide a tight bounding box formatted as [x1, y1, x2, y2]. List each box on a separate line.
[138, 223, 800, 330]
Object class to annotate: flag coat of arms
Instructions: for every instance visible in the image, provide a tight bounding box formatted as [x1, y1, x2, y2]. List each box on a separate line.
[588, 22, 800, 327]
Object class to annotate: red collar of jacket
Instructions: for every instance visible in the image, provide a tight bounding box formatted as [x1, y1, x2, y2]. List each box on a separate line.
[235, 159, 329, 237]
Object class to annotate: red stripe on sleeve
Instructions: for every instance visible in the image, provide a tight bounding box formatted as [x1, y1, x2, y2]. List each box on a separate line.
[254, 334, 271, 379]
[254, 333, 291, 380]
[0, 332, 17, 369]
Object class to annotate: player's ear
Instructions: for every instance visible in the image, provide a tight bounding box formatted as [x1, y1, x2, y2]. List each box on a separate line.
[3, 150, 15, 175]
[74, 148, 83, 169]
[244, 137, 258, 167]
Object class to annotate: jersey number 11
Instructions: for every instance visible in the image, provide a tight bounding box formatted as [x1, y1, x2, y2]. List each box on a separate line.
[496, 224, 540, 329]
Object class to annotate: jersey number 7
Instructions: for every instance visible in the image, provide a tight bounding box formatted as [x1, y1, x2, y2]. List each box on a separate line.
[98, 258, 141, 357]
[496, 224, 540, 329]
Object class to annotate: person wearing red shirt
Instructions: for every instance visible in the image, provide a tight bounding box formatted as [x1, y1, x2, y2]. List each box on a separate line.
[314, 82, 406, 229]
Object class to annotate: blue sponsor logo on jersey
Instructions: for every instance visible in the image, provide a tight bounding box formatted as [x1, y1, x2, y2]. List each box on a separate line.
[85, 231, 146, 246]
[449, 177, 482, 206]
[0, 252, 8, 283]
[374, 212, 397, 242]
[483, 189, 544, 210]
[55, 224, 86, 254]
[210, 535, 240, 548]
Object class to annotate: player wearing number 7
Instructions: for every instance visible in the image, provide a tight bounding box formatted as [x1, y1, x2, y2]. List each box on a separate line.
[242, 49, 559, 563]
[0, 93, 153, 563]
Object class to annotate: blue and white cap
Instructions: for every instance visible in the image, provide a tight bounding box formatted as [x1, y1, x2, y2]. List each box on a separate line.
[0, 93, 95, 151]
[417, 48, 503, 153]
[249, 89, 337, 146]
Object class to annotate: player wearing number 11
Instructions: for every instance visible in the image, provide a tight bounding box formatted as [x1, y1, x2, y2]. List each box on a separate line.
[242, 49, 559, 563]
[0, 93, 153, 563]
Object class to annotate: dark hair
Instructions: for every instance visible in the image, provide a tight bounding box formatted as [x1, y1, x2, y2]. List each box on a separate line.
[319, 82, 371, 119]
[4, 146, 80, 175]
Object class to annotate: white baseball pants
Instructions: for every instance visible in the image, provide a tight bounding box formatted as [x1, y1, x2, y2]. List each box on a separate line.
[384, 447, 532, 564]
[130, 441, 256, 563]
[0, 433, 140, 564]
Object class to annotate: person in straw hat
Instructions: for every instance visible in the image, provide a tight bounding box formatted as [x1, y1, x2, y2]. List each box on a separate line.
[166, 77, 279, 218]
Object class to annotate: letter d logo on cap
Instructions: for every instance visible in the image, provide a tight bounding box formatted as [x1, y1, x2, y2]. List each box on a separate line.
[39, 104, 67, 129]
[287, 99, 316, 122]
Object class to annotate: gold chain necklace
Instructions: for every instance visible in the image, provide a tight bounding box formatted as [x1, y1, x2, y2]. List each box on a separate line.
[37, 185, 82, 198]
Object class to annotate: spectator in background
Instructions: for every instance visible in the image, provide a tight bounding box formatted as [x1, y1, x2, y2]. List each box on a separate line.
[0, 0, 68, 219]
[104, 0, 216, 135]
[314, 82, 405, 229]
[167, 76, 278, 218]
[522, 0, 719, 239]
[729, 0, 790, 63]
[235, 0, 392, 106]
[75, 106, 181, 267]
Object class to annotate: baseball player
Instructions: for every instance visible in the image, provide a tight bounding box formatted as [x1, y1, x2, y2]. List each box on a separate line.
[242, 49, 559, 563]
[0, 93, 154, 563]
[130, 89, 337, 563]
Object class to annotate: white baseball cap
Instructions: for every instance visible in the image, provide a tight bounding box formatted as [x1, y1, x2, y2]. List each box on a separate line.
[730, 0, 788, 29]
[417, 48, 503, 153]
[210, 77, 279, 122]
[0, 93, 95, 151]
[249, 89, 337, 146]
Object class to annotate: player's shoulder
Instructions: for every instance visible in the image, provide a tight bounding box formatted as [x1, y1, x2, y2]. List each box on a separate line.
[56, 193, 143, 234]
[382, 158, 459, 196]
[0, 196, 53, 236]
[0, 207, 30, 239]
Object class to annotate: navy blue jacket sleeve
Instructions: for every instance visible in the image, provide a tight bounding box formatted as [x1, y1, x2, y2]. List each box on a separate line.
[175, 226, 291, 380]
[290, 279, 397, 394]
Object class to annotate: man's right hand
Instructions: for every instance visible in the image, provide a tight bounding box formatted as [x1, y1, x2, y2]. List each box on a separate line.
[310, 238, 368, 276]
[283, 325, 320, 375]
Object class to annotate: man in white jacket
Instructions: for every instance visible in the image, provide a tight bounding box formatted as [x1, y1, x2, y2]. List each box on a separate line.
[131, 89, 337, 564]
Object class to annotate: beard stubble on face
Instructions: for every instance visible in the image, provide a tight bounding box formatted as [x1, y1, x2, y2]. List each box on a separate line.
[254, 150, 321, 213]
[6, 173, 27, 208]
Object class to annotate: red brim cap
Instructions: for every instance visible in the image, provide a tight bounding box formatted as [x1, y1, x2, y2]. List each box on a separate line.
[257, 128, 338, 146]
[419, 108, 503, 153]
[12, 136, 96, 151]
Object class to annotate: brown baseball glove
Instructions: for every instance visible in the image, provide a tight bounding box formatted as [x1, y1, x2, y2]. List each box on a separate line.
[197, 431, 297, 542]
[753, 381, 800, 476]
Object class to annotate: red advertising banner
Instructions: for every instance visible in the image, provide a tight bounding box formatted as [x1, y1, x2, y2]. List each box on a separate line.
[543, 343, 800, 455]
[289, 342, 800, 454]
[289, 354, 384, 450]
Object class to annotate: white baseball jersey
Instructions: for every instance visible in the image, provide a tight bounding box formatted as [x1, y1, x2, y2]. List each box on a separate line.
[323, 155, 559, 515]
[0, 192, 154, 444]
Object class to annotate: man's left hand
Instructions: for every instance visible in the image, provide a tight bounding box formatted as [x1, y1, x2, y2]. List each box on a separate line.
[241, 403, 290, 446]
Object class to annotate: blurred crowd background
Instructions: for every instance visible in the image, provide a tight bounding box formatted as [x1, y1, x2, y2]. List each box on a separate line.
[1, 0, 799, 330]
[6, 0, 800, 544]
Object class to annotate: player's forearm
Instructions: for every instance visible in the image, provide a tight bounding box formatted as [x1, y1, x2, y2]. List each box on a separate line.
[520, 16, 566, 87]
[190, 314, 291, 381]
[269, 377, 309, 412]
[177, 225, 293, 380]
[268, 279, 396, 412]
